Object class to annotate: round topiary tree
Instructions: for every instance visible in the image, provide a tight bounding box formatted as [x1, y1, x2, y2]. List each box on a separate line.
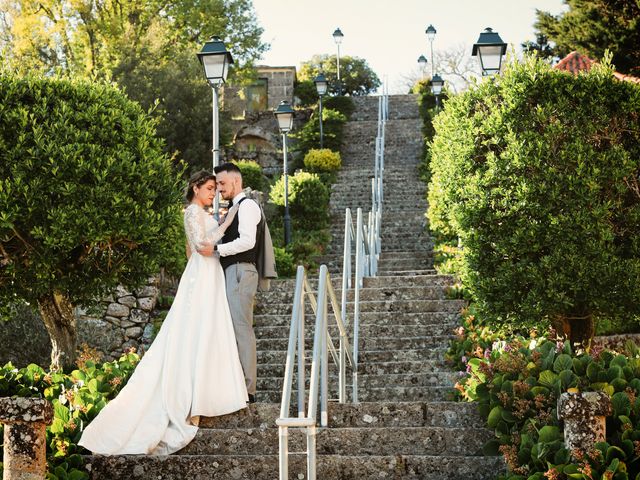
[428, 57, 640, 348]
[303, 148, 341, 173]
[269, 171, 330, 231]
[231, 159, 267, 192]
[0, 72, 184, 369]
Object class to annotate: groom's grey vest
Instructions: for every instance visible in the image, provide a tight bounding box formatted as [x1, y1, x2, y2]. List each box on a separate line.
[220, 197, 263, 270]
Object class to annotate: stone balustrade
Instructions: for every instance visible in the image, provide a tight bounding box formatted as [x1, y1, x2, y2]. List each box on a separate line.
[557, 391, 612, 455]
[0, 397, 53, 480]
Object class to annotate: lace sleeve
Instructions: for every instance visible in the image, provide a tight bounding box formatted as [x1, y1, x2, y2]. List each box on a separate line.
[184, 205, 209, 251]
[184, 205, 226, 250]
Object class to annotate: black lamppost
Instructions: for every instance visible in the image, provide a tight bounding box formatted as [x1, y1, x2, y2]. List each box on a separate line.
[314, 73, 328, 148]
[274, 101, 295, 246]
[332, 27, 344, 95]
[430, 73, 444, 109]
[196, 37, 233, 171]
[472, 27, 508, 76]
[425, 24, 437, 77]
[417, 55, 428, 79]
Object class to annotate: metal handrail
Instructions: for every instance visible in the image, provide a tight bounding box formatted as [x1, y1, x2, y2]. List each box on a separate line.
[276, 90, 388, 479]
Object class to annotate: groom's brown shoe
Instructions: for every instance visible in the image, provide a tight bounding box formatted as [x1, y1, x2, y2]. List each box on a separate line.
[248, 394, 256, 404]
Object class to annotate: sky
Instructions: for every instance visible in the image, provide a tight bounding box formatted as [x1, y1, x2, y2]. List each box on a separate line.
[251, 0, 567, 93]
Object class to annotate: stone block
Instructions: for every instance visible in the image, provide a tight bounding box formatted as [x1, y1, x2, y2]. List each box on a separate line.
[137, 297, 155, 312]
[125, 327, 143, 339]
[77, 318, 125, 355]
[130, 309, 150, 324]
[106, 303, 129, 318]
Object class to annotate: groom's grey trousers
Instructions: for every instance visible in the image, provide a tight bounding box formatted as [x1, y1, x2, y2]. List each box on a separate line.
[224, 262, 258, 395]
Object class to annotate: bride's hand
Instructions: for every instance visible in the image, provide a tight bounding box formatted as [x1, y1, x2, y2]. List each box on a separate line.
[220, 203, 239, 229]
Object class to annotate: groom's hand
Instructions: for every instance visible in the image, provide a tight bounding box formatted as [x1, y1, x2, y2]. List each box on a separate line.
[197, 244, 215, 256]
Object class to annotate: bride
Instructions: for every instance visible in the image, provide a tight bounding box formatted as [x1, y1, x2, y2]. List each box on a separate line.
[79, 170, 248, 455]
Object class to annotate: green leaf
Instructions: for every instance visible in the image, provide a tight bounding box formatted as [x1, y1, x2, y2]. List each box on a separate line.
[613, 391, 632, 417]
[553, 354, 573, 373]
[482, 439, 500, 456]
[538, 370, 558, 388]
[487, 405, 503, 428]
[538, 425, 561, 443]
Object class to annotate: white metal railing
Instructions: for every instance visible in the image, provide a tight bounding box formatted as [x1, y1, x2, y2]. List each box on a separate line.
[276, 90, 388, 479]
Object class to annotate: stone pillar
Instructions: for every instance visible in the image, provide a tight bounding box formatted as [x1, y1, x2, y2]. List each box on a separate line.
[557, 391, 612, 455]
[0, 397, 53, 480]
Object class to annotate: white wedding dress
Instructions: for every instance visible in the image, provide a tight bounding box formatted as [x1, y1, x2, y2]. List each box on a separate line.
[79, 204, 248, 455]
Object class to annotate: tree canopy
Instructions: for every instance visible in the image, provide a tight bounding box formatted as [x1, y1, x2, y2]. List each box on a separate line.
[298, 54, 381, 96]
[533, 0, 640, 75]
[0, 72, 184, 368]
[0, 0, 268, 170]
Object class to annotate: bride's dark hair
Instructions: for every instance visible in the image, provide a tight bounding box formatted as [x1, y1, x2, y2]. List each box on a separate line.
[185, 170, 216, 202]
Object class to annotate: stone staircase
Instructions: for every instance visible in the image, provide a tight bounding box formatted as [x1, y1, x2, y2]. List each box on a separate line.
[85, 95, 503, 479]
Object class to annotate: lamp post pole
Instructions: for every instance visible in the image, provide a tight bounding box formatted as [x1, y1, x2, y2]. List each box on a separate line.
[417, 55, 428, 80]
[274, 101, 295, 246]
[333, 28, 344, 96]
[425, 24, 436, 78]
[430, 73, 444, 110]
[197, 36, 233, 214]
[314, 73, 328, 149]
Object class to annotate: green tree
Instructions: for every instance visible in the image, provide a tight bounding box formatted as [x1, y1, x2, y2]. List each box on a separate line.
[0, 72, 184, 369]
[533, 0, 640, 75]
[0, 0, 268, 169]
[427, 57, 640, 347]
[298, 54, 381, 96]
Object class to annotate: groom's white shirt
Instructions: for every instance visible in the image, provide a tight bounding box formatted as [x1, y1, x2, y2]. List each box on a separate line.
[217, 192, 261, 257]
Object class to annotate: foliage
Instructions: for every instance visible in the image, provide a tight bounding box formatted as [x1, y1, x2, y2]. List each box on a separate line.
[452, 323, 640, 479]
[414, 78, 449, 184]
[0, 0, 268, 170]
[273, 247, 296, 278]
[303, 149, 342, 173]
[232, 159, 267, 192]
[269, 171, 330, 231]
[533, 0, 640, 75]
[0, 72, 184, 366]
[298, 54, 381, 96]
[427, 56, 640, 340]
[0, 350, 140, 478]
[294, 80, 318, 107]
[323, 96, 355, 119]
[291, 108, 347, 159]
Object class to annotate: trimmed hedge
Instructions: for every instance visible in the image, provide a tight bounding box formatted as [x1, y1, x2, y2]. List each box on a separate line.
[427, 57, 640, 344]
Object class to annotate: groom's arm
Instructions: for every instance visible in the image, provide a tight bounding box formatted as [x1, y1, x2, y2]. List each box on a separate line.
[217, 200, 261, 257]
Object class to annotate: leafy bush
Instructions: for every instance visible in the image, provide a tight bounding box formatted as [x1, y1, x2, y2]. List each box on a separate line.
[0, 71, 184, 368]
[427, 56, 640, 346]
[231, 159, 267, 192]
[298, 54, 381, 97]
[293, 80, 317, 107]
[324, 96, 355, 119]
[291, 108, 347, 159]
[453, 328, 640, 480]
[303, 148, 342, 173]
[273, 247, 296, 277]
[269, 171, 330, 231]
[0, 350, 140, 479]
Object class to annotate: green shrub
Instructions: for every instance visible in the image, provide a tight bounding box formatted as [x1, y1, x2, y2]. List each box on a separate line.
[273, 247, 296, 277]
[0, 351, 140, 478]
[303, 148, 342, 173]
[231, 159, 267, 191]
[291, 108, 347, 158]
[427, 56, 640, 346]
[324, 96, 355, 119]
[293, 80, 317, 107]
[269, 171, 330, 231]
[0, 71, 184, 368]
[453, 326, 640, 479]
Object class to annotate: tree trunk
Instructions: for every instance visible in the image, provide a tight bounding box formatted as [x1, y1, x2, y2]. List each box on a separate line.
[37, 292, 77, 371]
[552, 313, 595, 352]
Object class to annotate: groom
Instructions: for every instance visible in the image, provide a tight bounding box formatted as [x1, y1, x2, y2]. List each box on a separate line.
[199, 162, 261, 403]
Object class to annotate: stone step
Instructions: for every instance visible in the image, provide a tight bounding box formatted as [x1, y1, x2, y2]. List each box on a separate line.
[256, 371, 458, 392]
[255, 299, 465, 316]
[257, 347, 447, 365]
[255, 334, 456, 352]
[254, 322, 458, 340]
[257, 359, 452, 378]
[180, 425, 491, 456]
[378, 268, 439, 276]
[86, 453, 505, 479]
[200, 401, 486, 429]
[257, 285, 448, 304]
[257, 385, 454, 403]
[254, 311, 460, 328]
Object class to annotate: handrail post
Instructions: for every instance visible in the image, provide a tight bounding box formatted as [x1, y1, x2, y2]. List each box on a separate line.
[307, 424, 317, 480]
[279, 426, 289, 480]
[320, 267, 329, 427]
[297, 277, 306, 418]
